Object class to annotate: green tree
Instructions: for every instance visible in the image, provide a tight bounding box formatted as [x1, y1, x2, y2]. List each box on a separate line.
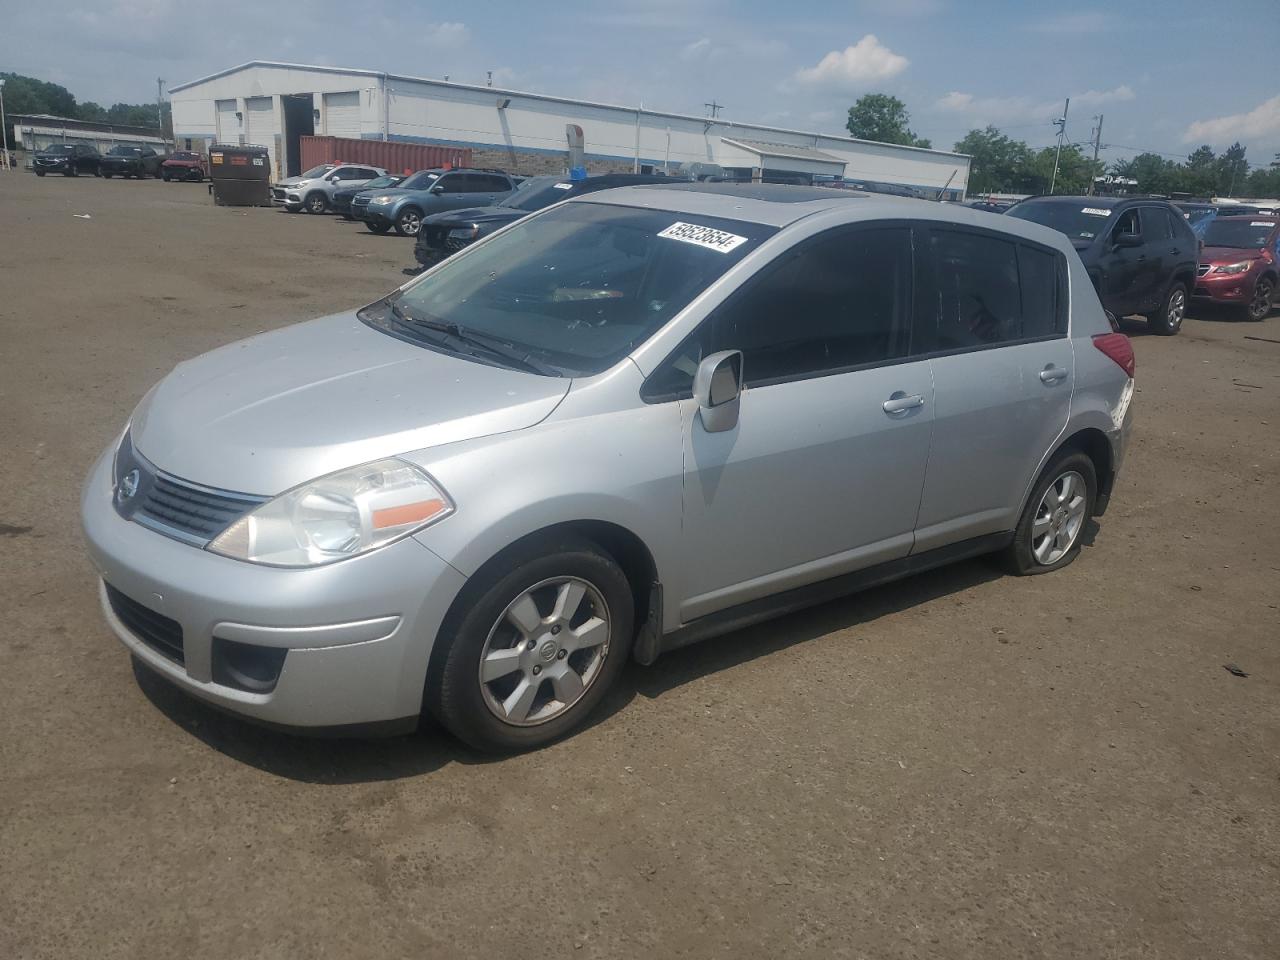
[953, 126, 1035, 193]
[1184, 144, 1218, 196]
[1, 72, 80, 146]
[76, 101, 108, 122]
[1217, 142, 1248, 197]
[1112, 152, 1184, 195]
[846, 94, 931, 148]
[1028, 144, 1103, 195]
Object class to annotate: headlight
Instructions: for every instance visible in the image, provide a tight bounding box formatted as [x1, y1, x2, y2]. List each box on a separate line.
[370, 195, 397, 204]
[1213, 261, 1254, 275]
[208, 458, 453, 568]
[448, 226, 480, 240]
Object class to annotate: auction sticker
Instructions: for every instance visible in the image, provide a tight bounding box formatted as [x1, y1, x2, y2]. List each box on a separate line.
[1251, 221, 1273, 227]
[658, 221, 748, 253]
[553, 182, 573, 190]
[1082, 207, 1111, 217]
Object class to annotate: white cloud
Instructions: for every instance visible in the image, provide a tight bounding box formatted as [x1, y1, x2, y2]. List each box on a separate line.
[793, 35, 909, 89]
[1184, 94, 1280, 144]
[422, 22, 469, 47]
[934, 85, 1135, 125]
[680, 38, 713, 61]
[1071, 85, 1135, 107]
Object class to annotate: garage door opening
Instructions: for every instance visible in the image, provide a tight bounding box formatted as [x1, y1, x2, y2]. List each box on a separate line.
[282, 93, 314, 178]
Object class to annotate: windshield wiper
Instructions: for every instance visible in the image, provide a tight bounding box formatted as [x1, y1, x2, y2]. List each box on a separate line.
[388, 302, 560, 376]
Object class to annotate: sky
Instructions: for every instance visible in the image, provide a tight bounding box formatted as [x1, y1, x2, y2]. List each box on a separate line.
[4, 0, 1280, 166]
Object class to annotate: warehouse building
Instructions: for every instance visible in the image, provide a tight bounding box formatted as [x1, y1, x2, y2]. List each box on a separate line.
[169, 61, 969, 198]
[10, 114, 167, 161]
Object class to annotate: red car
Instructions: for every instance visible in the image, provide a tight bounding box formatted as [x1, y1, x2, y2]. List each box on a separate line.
[1195, 215, 1280, 321]
[161, 151, 207, 182]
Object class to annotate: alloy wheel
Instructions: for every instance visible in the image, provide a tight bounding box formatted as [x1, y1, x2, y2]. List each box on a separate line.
[1249, 279, 1273, 321]
[478, 577, 611, 727]
[1032, 470, 1087, 565]
[1167, 288, 1186, 329]
[398, 211, 422, 235]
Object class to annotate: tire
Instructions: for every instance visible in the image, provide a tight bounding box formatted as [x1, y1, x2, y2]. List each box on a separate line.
[1244, 277, 1274, 322]
[162, 172, 171, 182]
[1147, 281, 1187, 335]
[1001, 450, 1096, 576]
[433, 535, 635, 753]
[102, 172, 112, 178]
[365, 221, 391, 234]
[394, 207, 423, 237]
[304, 192, 327, 214]
[69, 166, 79, 177]
[36, 170, 45, 177]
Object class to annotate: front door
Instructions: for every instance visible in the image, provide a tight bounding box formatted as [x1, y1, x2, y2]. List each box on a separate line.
[1097, 207, 1159, 315]
[912, 226, 1074, 549]
[674, 224, 935, 622]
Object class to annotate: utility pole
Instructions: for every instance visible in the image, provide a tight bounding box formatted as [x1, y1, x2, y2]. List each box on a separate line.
[1049, 97, 1069, 195]
[704, 100, 723, 120]
[156, 77, 165, 148]
[1087, 113, 1104, 195]
[0, 78, 10, 171]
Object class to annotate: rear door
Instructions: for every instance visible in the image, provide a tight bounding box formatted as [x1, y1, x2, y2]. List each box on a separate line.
[668, 223, 935, 621]
[432, 173, 479, 212]
[913, 226, 1073, 550]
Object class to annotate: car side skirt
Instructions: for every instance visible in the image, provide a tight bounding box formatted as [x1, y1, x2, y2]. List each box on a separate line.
[646, 532, 1013, 661]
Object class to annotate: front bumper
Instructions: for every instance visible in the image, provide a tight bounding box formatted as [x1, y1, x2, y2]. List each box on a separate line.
[1193, 270, 1259, 303]
[81, 446, 467, 729]
[355, 201, 395, 225]
[270, 187, 305, 210]
[34, 159, 70, 172]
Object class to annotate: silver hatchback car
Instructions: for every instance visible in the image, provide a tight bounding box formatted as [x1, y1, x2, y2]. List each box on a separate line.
[82, 184, 1134, 751]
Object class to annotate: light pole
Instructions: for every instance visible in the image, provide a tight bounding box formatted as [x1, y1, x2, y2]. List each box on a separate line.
[1049, 97, 1070, 195]
[156, 77, 166, 150]
[0, 79, 10, 171]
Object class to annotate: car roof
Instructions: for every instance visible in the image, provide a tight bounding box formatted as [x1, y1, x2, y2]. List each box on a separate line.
[571, 182, 1080, 253]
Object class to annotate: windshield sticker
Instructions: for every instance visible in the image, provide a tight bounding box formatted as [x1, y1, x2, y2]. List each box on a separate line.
[1080, 231, 1096, 239]
[1251, 221, 1273, 227]
[658, 221, 748, 253]
[1082, 207, 1111, 217]
[553, 182, 573, 190]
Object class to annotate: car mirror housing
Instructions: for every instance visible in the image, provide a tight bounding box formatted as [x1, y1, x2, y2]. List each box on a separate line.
[693, 350, 743, 433]
[431, 184, 445, 195]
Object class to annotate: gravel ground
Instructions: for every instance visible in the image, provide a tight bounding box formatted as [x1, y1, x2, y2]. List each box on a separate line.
[2, 174, 1278, 960]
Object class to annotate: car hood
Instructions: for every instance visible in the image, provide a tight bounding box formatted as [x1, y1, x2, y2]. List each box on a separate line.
[35, 152, 73, 159]
[425, 206, 523, 226]
[129, 311, 570, 495]
[1200, 245, 1264, 264]
[101, 155, 140, 162]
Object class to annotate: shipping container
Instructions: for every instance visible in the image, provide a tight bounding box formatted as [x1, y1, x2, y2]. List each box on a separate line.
[299, 136, 472, 176]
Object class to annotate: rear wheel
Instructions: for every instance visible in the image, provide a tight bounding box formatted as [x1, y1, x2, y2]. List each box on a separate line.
[1245, 277, 1274, 322]
[433, 535, 635, 752]
[1148, 282, 1186, 335]
[304, 192, 327, 214]
[102, 172, 112, 178]
[162, 172, 171, 182]
[1001, 451, 1096, 575]
[394, 207, 423, 236]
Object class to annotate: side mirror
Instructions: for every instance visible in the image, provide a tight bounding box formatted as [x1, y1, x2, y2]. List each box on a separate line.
[431, 184, 445, 194]
[693, 350, 743, 433]
[328, 176, 340, 183]
[1112, 232, 1143, 249]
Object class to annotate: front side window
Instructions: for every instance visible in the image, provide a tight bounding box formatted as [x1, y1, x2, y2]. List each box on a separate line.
[363, 203, 775, 376]
[710, 226, 913, 386]
[1112, 209, 1141, 241]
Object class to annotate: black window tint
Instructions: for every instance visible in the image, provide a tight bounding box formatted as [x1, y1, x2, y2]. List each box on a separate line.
[1114, 209, 1141, 239]
[480, 174, 510, 191]
[925, 229, 1022, 350]
[436, 175, 461, 193]
[1017, 245, 1063, 338]
[712, 227, 912, 386]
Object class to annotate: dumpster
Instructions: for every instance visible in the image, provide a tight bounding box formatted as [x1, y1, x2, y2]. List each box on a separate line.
[208, 144, 272, 206]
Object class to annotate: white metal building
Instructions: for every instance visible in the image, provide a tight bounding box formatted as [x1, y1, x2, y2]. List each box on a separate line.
[10, 114, 167, 158]
[169, 61, 969, 198]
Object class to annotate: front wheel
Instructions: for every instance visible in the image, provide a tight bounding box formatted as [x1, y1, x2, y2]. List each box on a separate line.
[36, 170, 45, 177]
[102, 172, 112, 178]
[1000, 451, 1096, 575]
[433, 536, 635, 752]
[1245, 277, 1274, 322]
[1148, 281, 1187, 335]
[304, 192, 327, 214]
[394, 207, 423, 236]
[365, 221, 391, 234]
[162, 172, 171, 182]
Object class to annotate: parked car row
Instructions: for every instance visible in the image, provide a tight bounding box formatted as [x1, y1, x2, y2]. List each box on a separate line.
[30, 143, 207, 181]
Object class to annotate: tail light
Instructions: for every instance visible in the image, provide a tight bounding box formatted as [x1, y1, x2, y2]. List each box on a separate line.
[1092, 333, 1135, 378]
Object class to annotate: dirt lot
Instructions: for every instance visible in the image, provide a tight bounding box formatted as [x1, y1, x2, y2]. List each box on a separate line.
[1, 173, 1278, 960]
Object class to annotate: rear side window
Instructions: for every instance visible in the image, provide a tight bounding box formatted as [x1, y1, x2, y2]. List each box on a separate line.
[921, 228, 1065, 350]
[711, 226, 913, 387]
[476, 174, 510, 191]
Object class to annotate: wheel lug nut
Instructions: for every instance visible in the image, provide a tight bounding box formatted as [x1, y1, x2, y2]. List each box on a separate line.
[557, 649, 567, 659]
[551, 625, 561, 635]
[532, 665, 541, 676]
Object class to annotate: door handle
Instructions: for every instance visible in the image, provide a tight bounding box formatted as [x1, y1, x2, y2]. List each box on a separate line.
[1039, 365, 1069, 384]
[882, 393, 925, 414]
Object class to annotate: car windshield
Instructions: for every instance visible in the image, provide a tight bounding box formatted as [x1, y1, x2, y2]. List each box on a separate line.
[500, 177, 576, 212]
[362, 202, 775, 376]
[1177, 205, 1217, 225]
[399, 171, 442, 190]
[108, 146, 142, 156]
[300, 164, 334, 178]
[170, 152, 198, 160]
[45, 145, 75, 155]
[1203, 219, 1276, 249]
[1007, 201, 1113, 241]
[361, 175, 401, 189]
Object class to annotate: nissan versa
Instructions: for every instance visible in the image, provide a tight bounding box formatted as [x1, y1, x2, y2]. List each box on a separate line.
[82, 184, 1134, 752]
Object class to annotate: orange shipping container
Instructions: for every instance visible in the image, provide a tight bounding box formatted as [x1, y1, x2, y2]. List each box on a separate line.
[299, 136, 472, 175]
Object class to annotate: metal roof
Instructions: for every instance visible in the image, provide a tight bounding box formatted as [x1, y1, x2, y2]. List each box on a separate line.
[719, 137, 845, 165]
[168, 60, 970, 163]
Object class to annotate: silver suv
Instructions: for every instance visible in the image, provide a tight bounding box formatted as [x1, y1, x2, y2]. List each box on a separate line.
[82, 184, 1134, 751]
[271, 163, 389, 214]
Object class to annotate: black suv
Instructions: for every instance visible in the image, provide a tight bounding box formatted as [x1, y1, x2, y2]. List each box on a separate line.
[33, 144, 100, 177]
[1007, 196, 1198, 334]
[414, 173, 685, 267]
[99, 145, 163, 179]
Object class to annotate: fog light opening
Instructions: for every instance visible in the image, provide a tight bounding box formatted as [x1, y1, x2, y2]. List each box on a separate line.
[211, 636, 287, 693]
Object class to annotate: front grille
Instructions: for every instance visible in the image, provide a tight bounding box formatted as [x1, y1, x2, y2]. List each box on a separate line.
[418, 225, 447, 250]
[352, 195, 371, 209]
[114, 435, 267, 547]
[1197, 264, 1211, 277]
[271, 187, 287, 200]
[105, 583, 185, 664]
